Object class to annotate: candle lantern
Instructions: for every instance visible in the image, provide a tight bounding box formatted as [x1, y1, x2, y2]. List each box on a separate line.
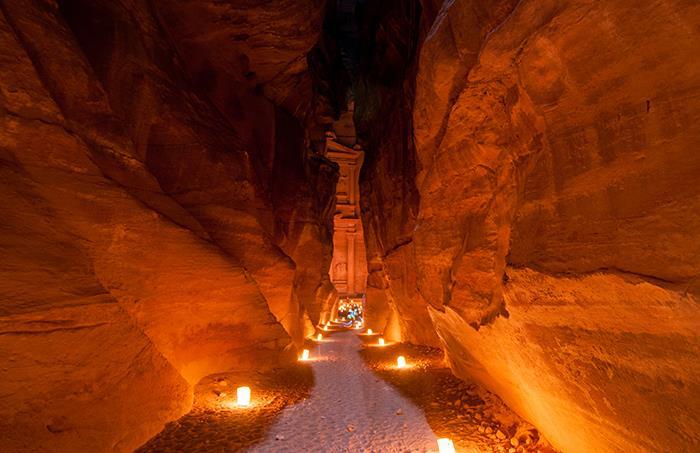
[437, 438, 456, 453]
[236, 386, 251, 407]
[397, 355, 407, 368]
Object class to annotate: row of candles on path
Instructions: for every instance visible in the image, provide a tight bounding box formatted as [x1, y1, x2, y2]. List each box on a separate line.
[228, 385, 456, 452]
[227, 325, 455, 453]
[301, 328, 405, 367]
[299, 346, 405, 367]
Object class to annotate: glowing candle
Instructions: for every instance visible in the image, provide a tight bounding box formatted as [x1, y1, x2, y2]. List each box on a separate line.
[378, 338, 385, 346]
[367, 328, 373, 335]
[301, 349, 310, 360]
[397, 355, 406, 368]
[437, 438, 456, 453]
[317, 333, 323, 341]
[236, 386, 251, 407]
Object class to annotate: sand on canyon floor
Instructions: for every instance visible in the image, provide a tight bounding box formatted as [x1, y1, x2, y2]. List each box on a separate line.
[136, 364, 313, 452]
[248, 328, 438, 452]
[138, 323, 558, 452]
[358, 336, 558, 453]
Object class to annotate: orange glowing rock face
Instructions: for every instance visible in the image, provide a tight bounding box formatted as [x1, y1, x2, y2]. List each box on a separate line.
[359, 0, 700, 451]
[236, 386, 251, 407]
[0, 0, 331, 448]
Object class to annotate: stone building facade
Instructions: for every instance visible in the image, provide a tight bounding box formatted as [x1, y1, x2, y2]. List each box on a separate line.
[326, 130, 367, 296]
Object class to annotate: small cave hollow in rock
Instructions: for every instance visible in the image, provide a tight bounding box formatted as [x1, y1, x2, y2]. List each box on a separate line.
[0, 0, 698, 452]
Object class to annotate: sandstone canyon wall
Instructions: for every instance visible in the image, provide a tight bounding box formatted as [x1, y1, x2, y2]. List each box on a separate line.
[0, 0, 335, 450]
[2, 0, 699, 451]
[360, 0, 700, 452]
[355, 0, 443, 346]
[151, 0, 338, 342]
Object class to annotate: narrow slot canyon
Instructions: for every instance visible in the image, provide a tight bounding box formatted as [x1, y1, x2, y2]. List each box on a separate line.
[0, 1, 698, 452]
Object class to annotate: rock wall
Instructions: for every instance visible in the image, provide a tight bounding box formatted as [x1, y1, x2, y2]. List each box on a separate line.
[0, 0, 333, 450]
[152, 0, 338, 341]
[356, 0, 442, 346]
[360, 0, 700, 451]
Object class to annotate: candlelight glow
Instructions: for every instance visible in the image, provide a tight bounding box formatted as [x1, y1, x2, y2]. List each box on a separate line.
[301, 349, 310, 360]
[236, 386, 251, 407]
[437, 438, 456, 453]
[317, 333, 323, 341]
[367, 328, 373, 335]
[378, 338, 385, 346]
[397, 355, 406, 368]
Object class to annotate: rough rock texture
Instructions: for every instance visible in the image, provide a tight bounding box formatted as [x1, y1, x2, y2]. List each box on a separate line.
[356, 0, 441, 346]
[0, 0, 334, 450]
[360, 0, 700, 452]
[154, 0, 325, 118]
[4, 0, 699, 451]
[153, 0, 338, 340]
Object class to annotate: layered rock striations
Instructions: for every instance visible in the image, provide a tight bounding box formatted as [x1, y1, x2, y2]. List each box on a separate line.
[0, 0, 335, 450]
[3, 0, 699, 451]
[152, 0, 338, 340]
[359, 0, 700, 452]
[355, 0, 442, 346]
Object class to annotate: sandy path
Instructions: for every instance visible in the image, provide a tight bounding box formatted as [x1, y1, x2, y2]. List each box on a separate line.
[248, 330, 438, 453]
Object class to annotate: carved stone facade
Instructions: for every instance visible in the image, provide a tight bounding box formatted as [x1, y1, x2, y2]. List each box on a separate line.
[326, 133, 367, 296]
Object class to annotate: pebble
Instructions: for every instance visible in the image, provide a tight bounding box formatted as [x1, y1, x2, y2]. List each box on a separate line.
[275, 434, 285, 441]
[510, 438, 520, 447]
[346, 424, 355, 432]
[485, 427, 493, 434]
[396, 408, 403, 415]
[496, 430, 506, 440]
